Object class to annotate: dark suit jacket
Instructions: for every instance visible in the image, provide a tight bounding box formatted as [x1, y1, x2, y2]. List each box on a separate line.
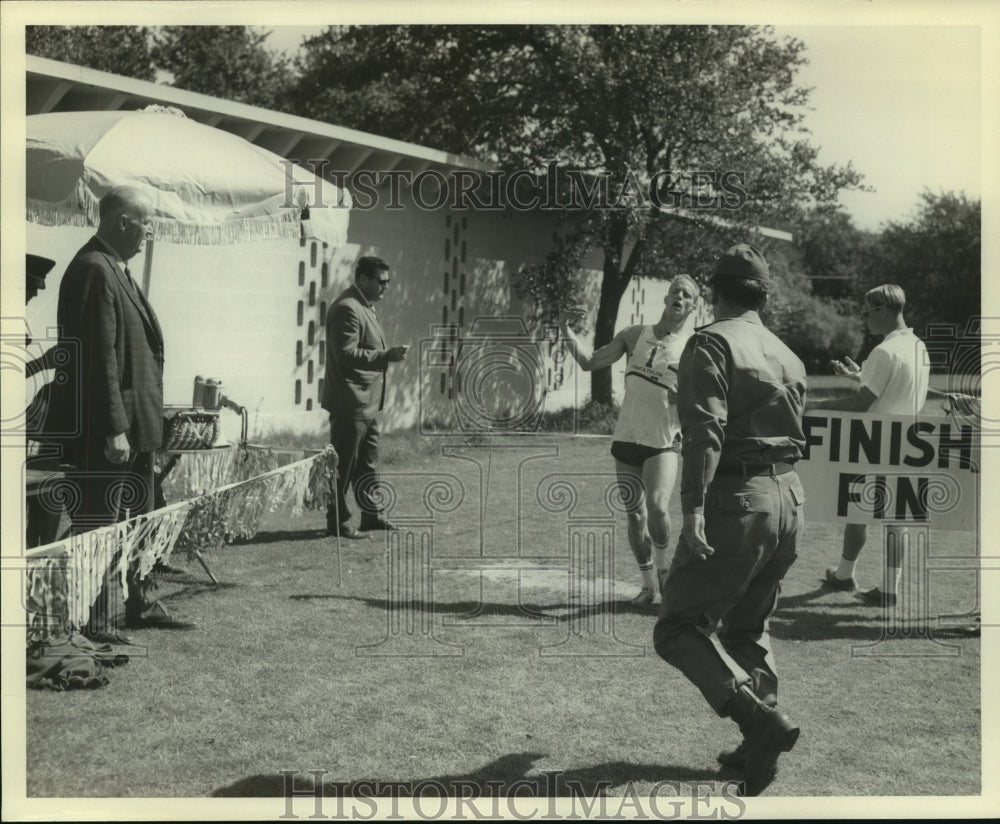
[47, 237, 165, 455]
[321, 284, 389, 420]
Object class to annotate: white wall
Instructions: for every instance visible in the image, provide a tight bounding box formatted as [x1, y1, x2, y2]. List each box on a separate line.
[25, 203, 705, 441]
[26, 223, 315, 443]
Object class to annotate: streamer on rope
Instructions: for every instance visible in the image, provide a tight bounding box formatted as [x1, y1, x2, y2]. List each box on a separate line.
[25, 447, 338, 646]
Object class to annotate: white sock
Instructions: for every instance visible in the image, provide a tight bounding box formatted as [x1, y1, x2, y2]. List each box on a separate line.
[651, 541, 670, 575]
[883, 566, 903, 596]
[835, 558, 857, 580]
[638, 562, 657, 591]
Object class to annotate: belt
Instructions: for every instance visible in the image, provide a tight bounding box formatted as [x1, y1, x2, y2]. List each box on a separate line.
[714, 462, 795, 478]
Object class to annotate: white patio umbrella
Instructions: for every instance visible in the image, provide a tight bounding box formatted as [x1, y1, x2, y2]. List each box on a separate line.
[26, 106, 351, 292]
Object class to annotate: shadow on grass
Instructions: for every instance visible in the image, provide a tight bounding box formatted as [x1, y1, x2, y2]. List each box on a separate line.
[777, 584, 844, 609]
[771, 610, 888, 642]
[159, 581, 241, 605]
[211, 751, 725, 797]
[290, 593, 661, 625]
[292, 591, 937, 644]
[772, 584, 927, 641]
[234, 528, 329, 545]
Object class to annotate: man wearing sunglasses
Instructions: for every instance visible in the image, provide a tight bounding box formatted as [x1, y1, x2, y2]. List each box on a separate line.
[322, 256, 409, 539]
[808, 284, 930, 607]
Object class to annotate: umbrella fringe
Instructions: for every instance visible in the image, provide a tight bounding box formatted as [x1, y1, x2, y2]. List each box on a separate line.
[26, 203, 302, 244]
[27, 202, 322, 244]
[26, 205, 96, 230]
[152, 213, 303, 245]
[27, 182, 101, 229]
[28, 182, 347, 248]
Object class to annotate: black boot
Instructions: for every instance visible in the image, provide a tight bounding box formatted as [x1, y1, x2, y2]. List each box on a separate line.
[717, 739, 748, 768]
[724, 685, 799, 797]
[718, 691, 777, 768]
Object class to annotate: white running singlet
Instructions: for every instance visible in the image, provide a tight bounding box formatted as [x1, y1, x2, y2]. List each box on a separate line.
[612, 325, 690, 448]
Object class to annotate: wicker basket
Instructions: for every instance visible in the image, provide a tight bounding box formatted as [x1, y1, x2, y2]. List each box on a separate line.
[161, 406, 221, 450]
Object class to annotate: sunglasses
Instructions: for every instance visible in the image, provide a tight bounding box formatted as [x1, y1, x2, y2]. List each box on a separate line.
[861, 304, 884, 317]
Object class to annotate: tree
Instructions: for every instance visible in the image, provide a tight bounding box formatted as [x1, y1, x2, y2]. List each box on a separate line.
[789, 206, 875, 300]
[26, 25, 296, 113]
[151, 27, 295, 112]
[861, 191, 981, 370]
[295, 26, 863, 402]
[765, 244, 865, 373]
[292, 26, 534, 154]
[26, 25, 156, 80]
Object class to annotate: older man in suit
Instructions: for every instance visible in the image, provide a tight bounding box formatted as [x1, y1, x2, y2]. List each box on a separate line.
[321, 256, 409, 539]
[49, 185, 194, 637]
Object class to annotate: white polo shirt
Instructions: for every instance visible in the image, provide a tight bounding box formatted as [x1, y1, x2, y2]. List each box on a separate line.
[860, 327, 930, 415]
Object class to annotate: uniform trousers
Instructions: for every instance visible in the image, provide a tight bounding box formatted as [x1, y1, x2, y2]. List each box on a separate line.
[653, 470, 805, 715]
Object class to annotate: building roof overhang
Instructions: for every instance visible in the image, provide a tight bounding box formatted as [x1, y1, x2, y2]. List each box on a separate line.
[26, 55, 792, 242]
[27, 55, 491, 179]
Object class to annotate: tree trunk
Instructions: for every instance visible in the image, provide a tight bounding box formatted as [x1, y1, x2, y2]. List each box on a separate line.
[590, 215, 632, 406]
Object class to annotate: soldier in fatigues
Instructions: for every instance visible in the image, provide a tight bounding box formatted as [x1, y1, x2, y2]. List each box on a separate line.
[653, 244, 807, 797]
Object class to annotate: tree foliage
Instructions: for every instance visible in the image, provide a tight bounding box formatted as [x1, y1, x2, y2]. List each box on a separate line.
[765, 245, 865, 373]
[151, 27, 295, 112]
[861, 191, 980, 348]
[26, 25, 157, 81]
[295, 25, 864, 401]
[789, 206, 876, 300]
[26, 25, 295, 112]
[293, 26, 531, 151]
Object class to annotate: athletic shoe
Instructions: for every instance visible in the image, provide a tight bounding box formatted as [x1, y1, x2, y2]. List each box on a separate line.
[631, 586, 659, 606]
[823, 568, 857, 591]
[858, 586, 897, 608]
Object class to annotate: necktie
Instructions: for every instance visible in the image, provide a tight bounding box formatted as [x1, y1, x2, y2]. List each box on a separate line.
[124, 265, 138, 294]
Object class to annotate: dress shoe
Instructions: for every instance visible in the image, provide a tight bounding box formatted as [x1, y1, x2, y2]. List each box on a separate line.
[359, 516, 398, 531]
[125, 614, 197, 630]
[327, 523, 368, 539]
[152, 560, 187, 575]
[741, 706, 800, 796]
[858, 586, 897, 608]
[823, 568, 857, 591]
[83, 629, 134, 646]
[124, 601, 197, 630]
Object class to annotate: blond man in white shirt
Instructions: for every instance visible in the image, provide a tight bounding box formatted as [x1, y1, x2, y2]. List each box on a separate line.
[808, 284, 930, 607]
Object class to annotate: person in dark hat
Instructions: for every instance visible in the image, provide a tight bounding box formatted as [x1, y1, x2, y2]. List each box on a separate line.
[653, 243, 807, 797]
[25, 253, 64, 548]
[25, 254, 61, 379]
[26, 253, 56, 303]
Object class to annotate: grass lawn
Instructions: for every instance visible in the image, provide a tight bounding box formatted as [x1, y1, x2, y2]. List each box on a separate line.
[22, 434, 982, 811]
